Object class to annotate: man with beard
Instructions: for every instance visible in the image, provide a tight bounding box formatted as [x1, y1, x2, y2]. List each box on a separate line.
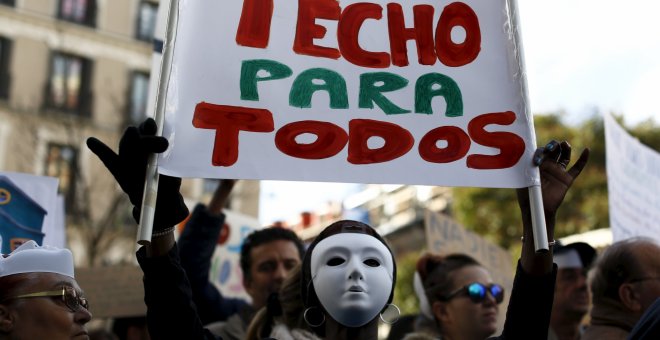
[548, 242, 596, 340]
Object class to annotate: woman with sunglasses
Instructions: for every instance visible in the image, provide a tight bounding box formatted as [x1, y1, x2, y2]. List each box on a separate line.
[0, 240, 92, 339]
[410, 253, 505, 340]
[406, 140, 591, 340]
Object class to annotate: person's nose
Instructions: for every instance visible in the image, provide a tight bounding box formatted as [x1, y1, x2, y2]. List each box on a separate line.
[273, 263, 287, 282]
[577, 271, 588, 289]
[483, 290, 497, 307]
[75, 306, 92, 324]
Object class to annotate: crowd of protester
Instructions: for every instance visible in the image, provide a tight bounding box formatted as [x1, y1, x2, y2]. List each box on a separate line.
[1, 119, 658, 340]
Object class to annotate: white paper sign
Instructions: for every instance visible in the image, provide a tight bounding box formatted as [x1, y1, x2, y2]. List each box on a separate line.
[604, 113, 660, 242]
[0, 172, 65, 249]
[207, 210, 262, 301]
[158, 0, 538, 188]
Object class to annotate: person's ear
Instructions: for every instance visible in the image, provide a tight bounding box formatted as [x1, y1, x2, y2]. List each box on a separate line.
[0, 304, 15, 333]
[432, 301, 451, 324]
[619, 283, 642, 312]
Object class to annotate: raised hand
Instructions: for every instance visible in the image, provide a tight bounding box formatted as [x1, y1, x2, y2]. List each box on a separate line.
[534, 140, 590, 215]
[517, 140, 589, 274]
[87, 118, 189, 230]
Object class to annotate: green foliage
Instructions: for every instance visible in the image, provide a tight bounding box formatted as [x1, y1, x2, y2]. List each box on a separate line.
[393, 251, 423, 315]
[626, 118, 660, 150]
[453, 112, 660, 251]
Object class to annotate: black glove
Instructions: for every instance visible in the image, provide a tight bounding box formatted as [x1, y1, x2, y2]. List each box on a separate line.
[86, 118, 189, 230]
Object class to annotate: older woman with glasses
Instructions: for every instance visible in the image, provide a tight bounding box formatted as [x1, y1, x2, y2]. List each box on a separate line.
[405, 140, 590, 340]
[0, 240, 92, 339]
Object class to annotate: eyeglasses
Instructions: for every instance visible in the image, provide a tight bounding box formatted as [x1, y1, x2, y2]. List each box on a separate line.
[4, 286, 89, 313]
[443, 282, 505, 304]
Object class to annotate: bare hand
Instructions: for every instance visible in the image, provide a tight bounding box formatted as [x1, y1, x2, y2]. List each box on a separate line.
[536, 140, 589, 214]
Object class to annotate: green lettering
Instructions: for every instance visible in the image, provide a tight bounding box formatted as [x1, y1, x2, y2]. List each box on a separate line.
[240, 59, 293, 101]
[415, 73, 463, 117]
[289, 68, 348, 109]
[359, 72, 410, 115]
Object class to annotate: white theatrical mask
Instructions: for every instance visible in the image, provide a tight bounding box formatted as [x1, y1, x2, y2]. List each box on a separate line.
[310, 233, 394, 327]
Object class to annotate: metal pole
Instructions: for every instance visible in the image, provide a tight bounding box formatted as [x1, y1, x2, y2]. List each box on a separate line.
[137, 0, 180, 245]
[507, 0, 549, 252]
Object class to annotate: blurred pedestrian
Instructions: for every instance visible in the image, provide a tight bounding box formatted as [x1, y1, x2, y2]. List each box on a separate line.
[548, 241, 596, 340]
[582, 238, 660, 340]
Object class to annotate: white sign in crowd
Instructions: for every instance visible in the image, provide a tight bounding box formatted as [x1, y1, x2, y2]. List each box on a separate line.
[157, 0, 539, 188]
[605, 113, 660, 243]
[0, 172, 65, 251]
[207, 210, 262, 301]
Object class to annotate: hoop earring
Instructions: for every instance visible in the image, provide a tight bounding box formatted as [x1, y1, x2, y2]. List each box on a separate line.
[304, 306, 325, 327]
[380, 304, 400, 324]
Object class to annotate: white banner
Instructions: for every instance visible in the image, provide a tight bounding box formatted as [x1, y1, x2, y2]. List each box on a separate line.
[605, 113, 660, 242]
[158, 0, 538, 188]
[208, 210, 262, 301]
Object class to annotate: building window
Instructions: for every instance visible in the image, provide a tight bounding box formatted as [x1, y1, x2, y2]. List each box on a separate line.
[128, 71, 150, 124]
[0, 37, 11, 100]
[0, 0, 15, 7]
[136, 1, 158, 42]
[46, 52, 93, 115]
[58, 0, 96, 27]
[45, 144, 77, 207]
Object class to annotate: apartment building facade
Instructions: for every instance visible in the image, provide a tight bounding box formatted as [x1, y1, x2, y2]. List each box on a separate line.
[0, 0, 259, 265]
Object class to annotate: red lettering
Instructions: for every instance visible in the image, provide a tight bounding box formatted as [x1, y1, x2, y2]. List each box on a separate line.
[387, 4, 436, 67]
[467, 111, 525, 169]
[236, 0, 274, 48]
[348, 119, 414, 164]
[290, 1, 481, 68]
[418, 126, 470, 163]
[293, 0, 341, 59]
[338, 3, 390, 68]
[192, 102, 274, 167]
[435, 2, 481, 67]
[275, 120, 348, 159]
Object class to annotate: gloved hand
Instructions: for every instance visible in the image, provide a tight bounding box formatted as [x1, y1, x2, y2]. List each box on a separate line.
[86, 118, 189, 230]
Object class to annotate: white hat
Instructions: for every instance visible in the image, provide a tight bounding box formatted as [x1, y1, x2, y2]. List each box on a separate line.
[554, 248, 583, 269]
[0, 240, 74, 278]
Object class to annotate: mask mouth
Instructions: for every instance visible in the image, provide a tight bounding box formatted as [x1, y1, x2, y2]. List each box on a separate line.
[348, 285, 365, 292]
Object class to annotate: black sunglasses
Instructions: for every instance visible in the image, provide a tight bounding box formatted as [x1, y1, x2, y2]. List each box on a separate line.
[443, 282, 504, 304]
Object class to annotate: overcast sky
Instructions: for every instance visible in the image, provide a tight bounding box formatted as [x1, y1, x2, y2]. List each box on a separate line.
[259, 0, 660, 225]
[519, 0, 660, 125]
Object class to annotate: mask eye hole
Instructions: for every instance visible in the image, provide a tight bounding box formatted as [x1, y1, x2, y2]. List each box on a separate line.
[327, 257, 345, 266]
[363, 259, 380, 267]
